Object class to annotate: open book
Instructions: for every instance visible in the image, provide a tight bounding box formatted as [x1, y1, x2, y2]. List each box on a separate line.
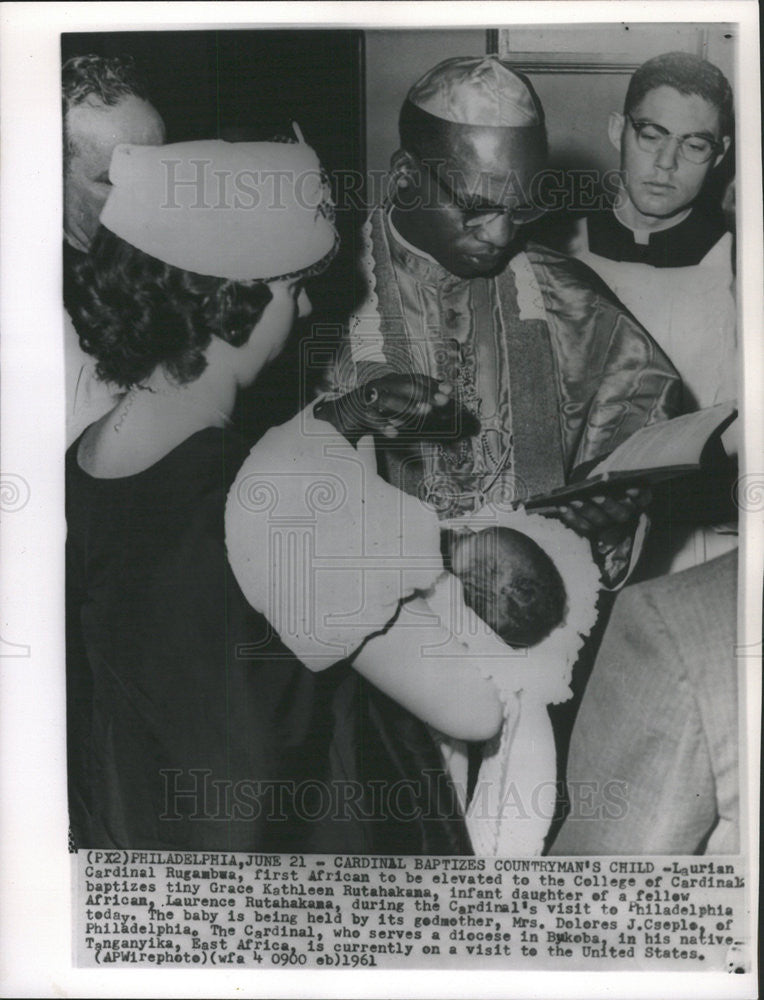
[525, 401, 737, 510]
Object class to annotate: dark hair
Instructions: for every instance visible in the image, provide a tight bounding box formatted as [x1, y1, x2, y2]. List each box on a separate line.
[446, 526, 567, 648]
[67, 227, 273, 389]
[624, 52, 734, 138]
[63, 53, 150, 112]
[62, 54, 153, 171]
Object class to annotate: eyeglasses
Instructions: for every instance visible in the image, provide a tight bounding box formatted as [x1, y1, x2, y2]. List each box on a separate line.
[418, 159, 545, 228]
[626, 113, 723, 165]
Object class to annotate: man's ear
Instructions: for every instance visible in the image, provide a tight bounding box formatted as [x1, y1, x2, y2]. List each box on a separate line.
[608, 112, 625, 154]
[390, 148, 418, 190]
[714, 135, 732, 168]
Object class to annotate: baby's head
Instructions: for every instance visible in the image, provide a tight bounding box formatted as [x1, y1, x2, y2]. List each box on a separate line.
[445, 526, 567, 647]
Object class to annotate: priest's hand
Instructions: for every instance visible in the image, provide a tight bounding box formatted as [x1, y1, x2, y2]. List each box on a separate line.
[543, 486, 652, 548]
[313, 374, 479, 444]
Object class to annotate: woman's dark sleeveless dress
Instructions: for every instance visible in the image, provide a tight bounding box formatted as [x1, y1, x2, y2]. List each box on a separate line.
[66, 427, 469, 854]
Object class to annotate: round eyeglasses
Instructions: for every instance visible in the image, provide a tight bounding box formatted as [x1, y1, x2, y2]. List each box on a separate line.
[626, 113, 723, 165]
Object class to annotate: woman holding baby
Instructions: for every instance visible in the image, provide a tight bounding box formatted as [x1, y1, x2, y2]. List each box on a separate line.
[66, 136, 597, 857]
[65, 136, 479, 854]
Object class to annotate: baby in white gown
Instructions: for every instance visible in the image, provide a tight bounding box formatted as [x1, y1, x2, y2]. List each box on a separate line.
[226, 403, 601, 855]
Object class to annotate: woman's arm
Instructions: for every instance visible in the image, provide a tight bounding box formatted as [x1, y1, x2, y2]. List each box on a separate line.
[352, 596, 504, 741]
[227, 420, 504, 740]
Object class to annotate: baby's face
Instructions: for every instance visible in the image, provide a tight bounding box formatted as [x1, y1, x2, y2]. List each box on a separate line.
[447, 527, 566, 647]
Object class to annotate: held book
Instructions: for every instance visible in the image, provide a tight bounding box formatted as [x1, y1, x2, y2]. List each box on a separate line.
[524, 401, 737, 510]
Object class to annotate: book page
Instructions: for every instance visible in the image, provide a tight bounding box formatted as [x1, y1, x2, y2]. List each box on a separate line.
[593, 402, 737, 476]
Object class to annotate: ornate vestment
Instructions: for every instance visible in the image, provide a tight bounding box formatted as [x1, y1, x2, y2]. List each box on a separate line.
[340, 208, 683, 583]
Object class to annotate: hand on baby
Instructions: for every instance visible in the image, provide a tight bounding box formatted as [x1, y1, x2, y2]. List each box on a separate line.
[314, 373, 479, 443]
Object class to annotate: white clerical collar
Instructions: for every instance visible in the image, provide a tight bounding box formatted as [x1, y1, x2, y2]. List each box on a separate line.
[387, 206, 441, 266]
[613, 197, 693, 246]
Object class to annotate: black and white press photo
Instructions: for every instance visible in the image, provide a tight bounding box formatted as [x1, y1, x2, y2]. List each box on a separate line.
[1, 3, 761, 997]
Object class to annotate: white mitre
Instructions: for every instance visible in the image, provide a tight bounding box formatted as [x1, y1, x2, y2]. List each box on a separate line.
[407, 55, 542, 126]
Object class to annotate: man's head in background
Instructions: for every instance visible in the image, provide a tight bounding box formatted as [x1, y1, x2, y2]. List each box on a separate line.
[608, 51, 733, 228]
[389, 56, 548, 279]
[63, 54, 166, 252]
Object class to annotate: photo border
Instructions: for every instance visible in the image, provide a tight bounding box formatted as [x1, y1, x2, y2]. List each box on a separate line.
[1, 3, 760, 998]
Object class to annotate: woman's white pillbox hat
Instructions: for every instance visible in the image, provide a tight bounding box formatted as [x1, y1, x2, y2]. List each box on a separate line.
[99, 138, 337, 281]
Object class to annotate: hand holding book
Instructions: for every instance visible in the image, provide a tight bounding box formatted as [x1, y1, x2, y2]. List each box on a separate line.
[540, 484, 652, 543]
[525, 402, 737, 511]
[526, 402, 736, 556]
